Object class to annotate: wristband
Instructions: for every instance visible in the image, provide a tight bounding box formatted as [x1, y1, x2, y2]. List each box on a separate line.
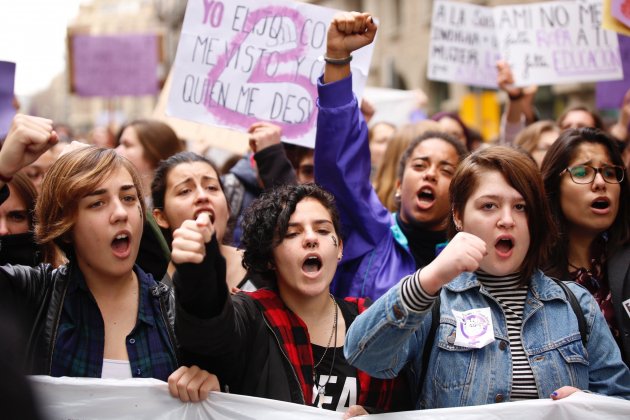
[0, 172, 13, 183]
[321, 55, 353, 66]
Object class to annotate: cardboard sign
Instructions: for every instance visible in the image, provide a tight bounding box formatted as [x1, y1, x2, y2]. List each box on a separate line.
[495, 0, 622, 87]
[70, 34, 160, 97]
[166, 0, 375, 148]
[427, 1, 499, 88]
[0, 61, 16, 139]
[428, 0, 623, 88]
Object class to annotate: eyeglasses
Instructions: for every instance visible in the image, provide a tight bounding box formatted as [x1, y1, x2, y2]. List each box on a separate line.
[560, 165, 625, 184]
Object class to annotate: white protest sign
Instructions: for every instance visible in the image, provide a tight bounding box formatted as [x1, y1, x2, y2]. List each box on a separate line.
[494, 0, 622, 86]
[30, 376, 630, 420]
[167, 0, 375, 148]
[427, 0, 499, 88]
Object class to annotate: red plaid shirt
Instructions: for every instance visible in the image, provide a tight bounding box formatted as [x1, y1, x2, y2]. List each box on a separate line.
[249, 289, 405, 411]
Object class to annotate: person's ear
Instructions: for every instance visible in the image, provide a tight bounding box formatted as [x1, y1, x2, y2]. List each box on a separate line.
[394, 179, 402, 202]
[452, 210, 463, 232]
[153, 209, 171, 230]
[337, 238, 344, 261]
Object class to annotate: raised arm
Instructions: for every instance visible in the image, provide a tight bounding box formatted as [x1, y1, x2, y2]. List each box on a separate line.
[0, 114, 58, 188]
[314, 13, 391, 263]
[248, 121, 298, 188]
[496, 60, 537, 145]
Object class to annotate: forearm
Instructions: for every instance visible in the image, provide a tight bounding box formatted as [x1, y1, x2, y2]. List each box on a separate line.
[314, 75, 391, 257]
[173, 235, 227, 319]
[254, 143, 297, 188]
[344, 281, 428, 378]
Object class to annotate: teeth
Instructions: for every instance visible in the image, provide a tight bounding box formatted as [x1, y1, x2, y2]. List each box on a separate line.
[421, 188, 432, 194]
[115, 234, 128, 240]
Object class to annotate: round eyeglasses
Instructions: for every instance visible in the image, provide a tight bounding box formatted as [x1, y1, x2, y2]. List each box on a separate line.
[560, 165, 625, 184]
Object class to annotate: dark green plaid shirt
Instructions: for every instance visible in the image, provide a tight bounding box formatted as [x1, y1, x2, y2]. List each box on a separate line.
[51, 265, 176, 381]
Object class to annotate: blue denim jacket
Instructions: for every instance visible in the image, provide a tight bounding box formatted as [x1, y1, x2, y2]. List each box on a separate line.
[344, 270, 630, 408]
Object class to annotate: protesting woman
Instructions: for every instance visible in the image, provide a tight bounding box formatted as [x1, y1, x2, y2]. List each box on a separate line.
[344, 146, 630, 408]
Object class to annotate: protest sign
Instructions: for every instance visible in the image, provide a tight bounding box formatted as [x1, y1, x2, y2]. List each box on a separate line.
[494, 0, 622, 87]
[596, 34, 630, 109]
[31, 376, 630, 420]
[427, 1, 499, 88]
[70, 34, 160, 97]
[166, 0, 375, 148]
[0, 61, 16, 138]
[428, 1, 623, 88]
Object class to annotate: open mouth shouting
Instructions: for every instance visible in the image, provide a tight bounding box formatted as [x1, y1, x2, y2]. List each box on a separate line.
[590, 197, 611, 215]
[416, 186, 436, 210]
[111, 231, 132, 258]
[194, 208, 215, 224]
[494, 235, 514, 258]
[302, 254, 323, 276]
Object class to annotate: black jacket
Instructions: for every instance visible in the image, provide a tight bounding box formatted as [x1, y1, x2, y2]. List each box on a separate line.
[610, 244, 630, 367]
[174, 239, 410, 409]
[0, 262, 178, 375]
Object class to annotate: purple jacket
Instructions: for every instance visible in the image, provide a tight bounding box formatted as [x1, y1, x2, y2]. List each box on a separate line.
[314, 75, 416, 300]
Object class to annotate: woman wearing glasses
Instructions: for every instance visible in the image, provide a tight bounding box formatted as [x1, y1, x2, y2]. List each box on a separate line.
[542, 128, 630, 366]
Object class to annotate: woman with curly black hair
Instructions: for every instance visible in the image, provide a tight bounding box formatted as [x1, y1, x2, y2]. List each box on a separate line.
[171, 183, 409, 416]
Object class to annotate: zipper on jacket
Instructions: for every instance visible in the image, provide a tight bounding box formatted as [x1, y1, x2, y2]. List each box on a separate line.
[262, 316, 306, 405]
[157, 285, 180, 366]
[48, 272, 71, 374]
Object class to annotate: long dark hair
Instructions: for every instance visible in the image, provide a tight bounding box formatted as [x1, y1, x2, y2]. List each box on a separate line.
[540, 128, 630, 279]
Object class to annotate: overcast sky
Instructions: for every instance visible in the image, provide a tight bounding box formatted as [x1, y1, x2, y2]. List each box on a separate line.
[0, 0, 85, 96]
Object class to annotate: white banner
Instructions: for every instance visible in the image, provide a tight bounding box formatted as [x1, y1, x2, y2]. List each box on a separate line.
[428, 0, 622, 88]
[166, 0, 375, 148]
[30, 376, 630, 420]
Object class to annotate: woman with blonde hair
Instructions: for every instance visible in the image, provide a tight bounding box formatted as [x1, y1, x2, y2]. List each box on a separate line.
[513, 120, 560, 167]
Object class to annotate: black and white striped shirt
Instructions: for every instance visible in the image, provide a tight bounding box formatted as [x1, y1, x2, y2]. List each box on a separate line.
[478, 272, 537, 400]
[401, 271, 538, 400]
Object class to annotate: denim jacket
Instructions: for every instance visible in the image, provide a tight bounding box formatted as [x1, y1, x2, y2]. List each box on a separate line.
[344, 270, 630, 408]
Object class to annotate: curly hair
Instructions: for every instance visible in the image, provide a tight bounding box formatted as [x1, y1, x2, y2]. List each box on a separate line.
[240, 183, 341, 281]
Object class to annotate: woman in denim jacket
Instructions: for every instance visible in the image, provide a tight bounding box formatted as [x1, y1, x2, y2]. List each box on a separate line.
[344, 146, 630, 408]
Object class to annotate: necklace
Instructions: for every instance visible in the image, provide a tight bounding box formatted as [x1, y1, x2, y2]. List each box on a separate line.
[313, 294, 338, 369]
[313, 294, 338, 408]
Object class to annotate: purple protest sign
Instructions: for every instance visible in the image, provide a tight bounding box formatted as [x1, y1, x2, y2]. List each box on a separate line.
[71, 34, 159, 97]
[0, 61, 16, 139]
[611, 0, 630, 28]
[596, 35, 630, 109]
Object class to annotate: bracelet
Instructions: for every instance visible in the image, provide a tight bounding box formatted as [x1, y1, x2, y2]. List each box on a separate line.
[0, 172, 13, 183]
[322, 55, 353, 65]
[508, 89, 525, 101]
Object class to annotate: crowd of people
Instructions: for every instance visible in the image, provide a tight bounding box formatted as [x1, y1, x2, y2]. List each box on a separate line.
[0, 10, 629, 419]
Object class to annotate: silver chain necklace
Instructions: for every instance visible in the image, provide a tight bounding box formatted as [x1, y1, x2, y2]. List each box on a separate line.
[313, 294, 338, 408]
